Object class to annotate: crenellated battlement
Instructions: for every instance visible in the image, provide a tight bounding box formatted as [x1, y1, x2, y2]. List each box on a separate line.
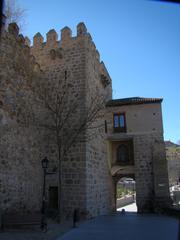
[1, 22, 44, 77]
[2, 22, 31, 51]
[31, 22, 99, 56]
[77, 22, 87, 36]
[33, 32, 44, 47]
[61, 26, 72, 45]
[8, 22, 19, 36]
[30, 22, 105, 74]
[46, 29, 58, 47]
[24, 37, 31, 47]
[0, 19, 115, 220]
[0, 19, 169, 220]
[29, 22, 112, 91]
[4, 22, 105, 77]
[32, 22, 89, 49]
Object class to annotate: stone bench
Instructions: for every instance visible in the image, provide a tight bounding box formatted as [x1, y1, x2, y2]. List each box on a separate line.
[1, 213, 42, 230]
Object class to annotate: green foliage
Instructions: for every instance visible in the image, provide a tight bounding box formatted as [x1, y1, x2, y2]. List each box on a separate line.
[117, 186, 125, 198]
[166, 145, 180, 161]
[116, 186, 134, 198]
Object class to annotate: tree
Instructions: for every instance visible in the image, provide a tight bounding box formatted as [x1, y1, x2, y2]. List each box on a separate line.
[0, 25, 108, 221]
[14, 68, 107, 221]
[37, 74, 105, 221]
[4, 0, 26, 31]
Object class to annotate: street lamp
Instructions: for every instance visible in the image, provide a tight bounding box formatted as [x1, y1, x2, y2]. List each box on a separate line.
[41, 157, 49, 231]
[42, 156, 49, 169]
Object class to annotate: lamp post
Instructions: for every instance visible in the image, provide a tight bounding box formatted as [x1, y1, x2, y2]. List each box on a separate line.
[41, 156, 49, 231]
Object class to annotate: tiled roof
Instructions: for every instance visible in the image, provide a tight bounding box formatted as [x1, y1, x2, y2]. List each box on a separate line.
[106, 97, 163, 107]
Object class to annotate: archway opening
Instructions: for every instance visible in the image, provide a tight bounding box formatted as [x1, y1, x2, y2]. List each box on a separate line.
[116, 176, 137, 212]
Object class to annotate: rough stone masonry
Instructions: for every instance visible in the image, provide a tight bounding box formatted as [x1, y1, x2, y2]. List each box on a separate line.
[0, 22, 171, 219]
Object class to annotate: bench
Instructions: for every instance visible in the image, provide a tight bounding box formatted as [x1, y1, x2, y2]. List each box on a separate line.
[1, 213, 42, 230]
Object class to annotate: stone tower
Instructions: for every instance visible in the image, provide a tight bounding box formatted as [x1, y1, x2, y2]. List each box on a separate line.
[30, 22, 114, 218]
[0, 22, 171, 219]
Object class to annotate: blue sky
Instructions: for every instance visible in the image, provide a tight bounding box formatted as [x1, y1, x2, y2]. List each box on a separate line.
[16, 0, 180, 143]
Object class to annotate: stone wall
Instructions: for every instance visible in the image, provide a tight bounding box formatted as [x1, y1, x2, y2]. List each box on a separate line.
[106, 103, 163, 135]
[0, 23, 48, 213]
[83, 22, 114, 217]
[168, 158, 180, 184]
[116, 195, 134, 208]
[30, 22, 114, 218]
[1, 23, 112, 217]
[30, 23, 90, 218]
[133, 133, 164, 212]
[166, 144, 180, 185]
[105, 103, 170, 212]
[0, 126, 45, 213]
[0, 21, 170, 217]
[152, 141, 170, 209]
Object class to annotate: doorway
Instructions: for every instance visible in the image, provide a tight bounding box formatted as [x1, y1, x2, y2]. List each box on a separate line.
[48, 186, 58, 216]
[116, 176, 137, 212]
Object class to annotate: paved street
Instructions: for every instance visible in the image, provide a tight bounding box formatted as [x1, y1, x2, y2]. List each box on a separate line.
[57, 212, 179, 240]
[117, 202, 137, 212]
[0, 220, 72, 240]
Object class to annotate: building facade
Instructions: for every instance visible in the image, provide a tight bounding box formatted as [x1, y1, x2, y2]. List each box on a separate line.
[0, 22, 170, 219]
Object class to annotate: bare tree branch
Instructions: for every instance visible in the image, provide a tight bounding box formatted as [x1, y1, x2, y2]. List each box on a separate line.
[4, 0, 27, 32]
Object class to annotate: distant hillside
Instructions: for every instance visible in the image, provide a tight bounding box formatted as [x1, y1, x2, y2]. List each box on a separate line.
[165, 141, 180, 158]
[165, 140, 180, 148]
[165, 140, 180, 184]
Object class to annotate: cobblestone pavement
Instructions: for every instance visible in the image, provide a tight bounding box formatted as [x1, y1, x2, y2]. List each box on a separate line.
[57, 213, 179, 240]
[0, 219, 73, 240]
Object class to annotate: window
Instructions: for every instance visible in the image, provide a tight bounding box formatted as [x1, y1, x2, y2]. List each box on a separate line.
[113, 113, 126, 132]
[117, 145, 129, 165]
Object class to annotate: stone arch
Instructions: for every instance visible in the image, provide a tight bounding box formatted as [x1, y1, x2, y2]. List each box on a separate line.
[113, 173, 136, 211]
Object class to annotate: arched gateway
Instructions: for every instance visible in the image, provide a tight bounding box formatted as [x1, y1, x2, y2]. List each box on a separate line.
[106, 97, 171, 213]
